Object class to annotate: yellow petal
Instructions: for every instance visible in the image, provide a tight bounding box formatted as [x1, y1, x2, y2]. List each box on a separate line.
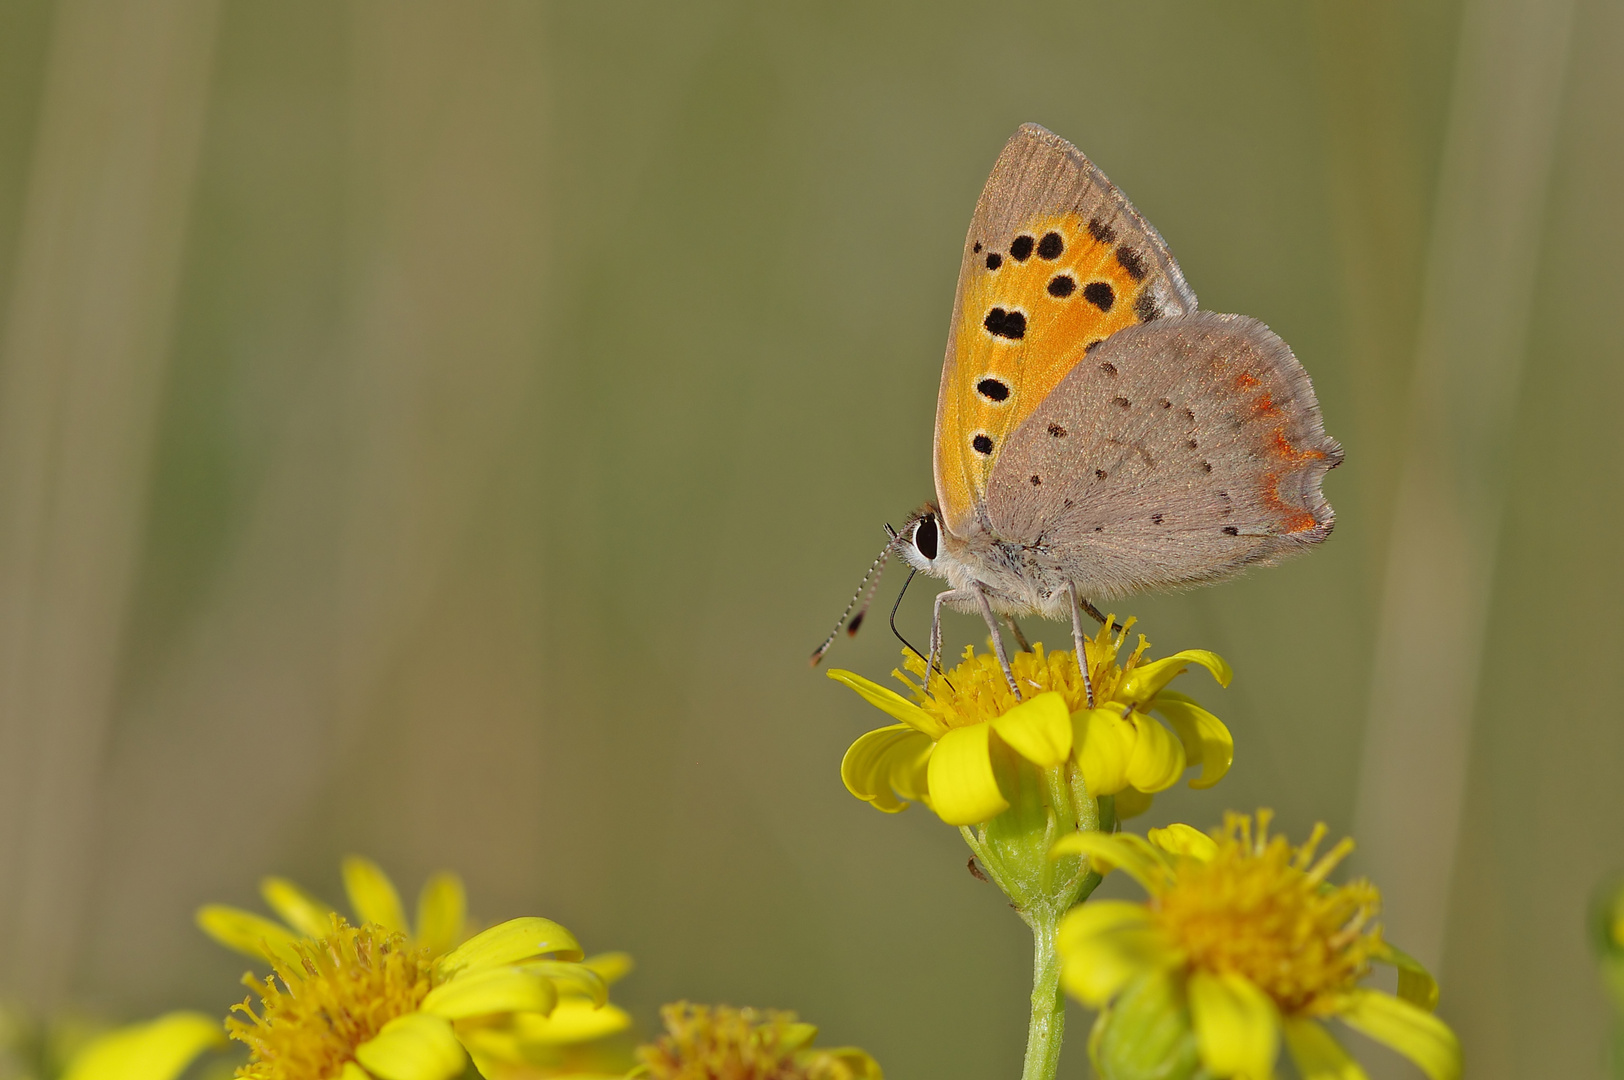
[1283, 1018, 1367, 1080]
[780, 1022, 819, 1051]
[1074, 708, 1134, 795]
[1147, 824, 1218, 862]
[1369, 941, 1440, 1012]
[354, 1012, 467, 1080]
[1113, 787, 1155, 820]
[1056, 901, 1170, 1006]
[340, 1063, 370, 1080]
[259, 877, 334, 940]
[423, 966, 559, 1019]
[1337, 990, 1461, 1080]
[1152, 693, 1234, 790]
[194, 905, 301, 965]
[415, 872, 467, 957]
[841, 725, 932, 812]
[1050, 832, 1169, 892]
[1124, 713, 1186, 793]
[826, 669, 946, 737]
[342, 857, 409, 934]
[1188, 970, 1279, 1078]
[438, 917, 584, 978]
[519, 959, 608, 1006]
[61, 1012, 223, 1080]
[583, 950, 634, 986]
[925, 723, 1008, 825]
[817, 1047, 884, 1080]
[1121, 649, 1232, 702]
[990, 691, 1072, 767]
[508, 999, 633, 1045]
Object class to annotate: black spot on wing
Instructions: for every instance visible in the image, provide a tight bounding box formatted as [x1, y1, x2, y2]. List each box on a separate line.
[1037, 232, 1064, 259]
[972, 434, 994, 455]
[1048, 423, 1067, 438]
[1047, 274, 1076, 298]
[1087, 217, 1116, 244]
[985, 252, 1002, 270]
[1115, 246, 1148, 281]
[983, 308, 1026, 340]
[1009, 235, 1035, 261]
[1222, 526, 1239, 536]
[1083, 281, 1116, 311]
[1135, 290, 1161, 322]
[973, 242, 982, 253]
[1029, 475, 1042, 486]
[1099, 362, 1117, 376]
[976, 378, 1010, 401]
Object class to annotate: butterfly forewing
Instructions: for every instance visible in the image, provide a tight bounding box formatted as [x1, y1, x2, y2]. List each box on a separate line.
[934, 124, 1198, 537]
[983, 312, 1341, 599]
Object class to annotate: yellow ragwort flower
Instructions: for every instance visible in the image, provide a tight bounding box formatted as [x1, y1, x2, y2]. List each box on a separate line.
[39, 1012, 223, 1080]
[830, 618, 1233, 825]
[1053, 812, 1461, 1080]
[633, 1003, 881, 1080]
[197, 857, 631, 1080]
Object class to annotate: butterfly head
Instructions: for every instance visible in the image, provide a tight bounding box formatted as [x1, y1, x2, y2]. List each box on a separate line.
[895, 505, 948, 575]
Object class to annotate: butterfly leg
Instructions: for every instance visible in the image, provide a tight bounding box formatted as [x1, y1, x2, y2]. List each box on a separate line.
[1005, 615, 1032, 655]
[1067, 584, 1097, 708]
[1079, 595, 1126, 634]
[928, 589, 971, 686]
[971, 584, 1022, 700]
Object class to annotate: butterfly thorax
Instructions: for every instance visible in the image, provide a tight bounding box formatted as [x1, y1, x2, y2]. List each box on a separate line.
[897, 506, 1075, 621]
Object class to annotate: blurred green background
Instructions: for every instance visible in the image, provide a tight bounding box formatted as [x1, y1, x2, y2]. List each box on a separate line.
[0, 1, 1616, 1077]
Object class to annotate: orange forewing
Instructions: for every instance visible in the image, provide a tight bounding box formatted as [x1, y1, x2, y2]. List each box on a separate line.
[936, 211, 1158, 530]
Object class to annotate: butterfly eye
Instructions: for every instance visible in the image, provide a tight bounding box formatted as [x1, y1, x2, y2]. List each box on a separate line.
[913, 515, 939, 561]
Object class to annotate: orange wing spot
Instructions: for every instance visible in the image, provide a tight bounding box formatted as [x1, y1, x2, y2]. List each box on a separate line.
[1270, 428, 1326, 463]
[1250, 392, 1279, 418]
[1234, 371, 1260, 389]
[1261, 472, 1319, 533]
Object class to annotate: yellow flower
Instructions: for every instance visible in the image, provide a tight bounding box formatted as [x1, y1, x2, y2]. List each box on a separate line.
[1053, 812, 1461, 1080]
[633, 1003, 881, 1080]
[46, 1012, 223, 1080]
[198, 857, 629, 1080]
[830, 617, 1232, 825]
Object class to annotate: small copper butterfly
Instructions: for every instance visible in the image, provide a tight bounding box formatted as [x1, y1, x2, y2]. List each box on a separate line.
[815, 124, 1341, 701]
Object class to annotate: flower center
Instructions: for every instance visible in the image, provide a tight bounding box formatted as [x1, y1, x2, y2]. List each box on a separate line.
[897, 618, 1148, 730]
[228, 916, 433, 1080]
[1151, 813, 1381, 1014]
[637, 1003, 840, 1080]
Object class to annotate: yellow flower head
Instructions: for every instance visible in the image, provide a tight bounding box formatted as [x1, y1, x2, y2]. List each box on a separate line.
[1053, 813, 1461, 1080]
[633, 1003, 881, 1080]
[830, 618, 1233, 826]
[40, 1012, 222, 1080]
[198, 857, 631, 1080]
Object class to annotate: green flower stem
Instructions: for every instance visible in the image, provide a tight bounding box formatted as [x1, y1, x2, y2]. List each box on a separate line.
[961, 771, 1112, 1080]
[1021, 905, 1066, 1080]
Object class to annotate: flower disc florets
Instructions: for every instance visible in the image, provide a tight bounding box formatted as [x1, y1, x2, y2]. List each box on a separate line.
[636, 1003, 881, 1080]
[1150, 811, 1378, 1015]
[229, 916, 431, 1080]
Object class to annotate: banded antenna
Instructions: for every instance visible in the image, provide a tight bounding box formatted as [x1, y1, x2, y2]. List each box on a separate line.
[809, 528, 895, 666]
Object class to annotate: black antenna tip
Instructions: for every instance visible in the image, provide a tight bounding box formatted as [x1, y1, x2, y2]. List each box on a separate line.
[846, 611, 866, 636]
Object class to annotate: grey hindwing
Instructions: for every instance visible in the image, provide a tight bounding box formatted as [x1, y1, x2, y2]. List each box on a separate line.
[984, 312, 1342, 598]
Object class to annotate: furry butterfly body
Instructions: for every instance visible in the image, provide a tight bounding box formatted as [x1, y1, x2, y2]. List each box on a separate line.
[889, 124, 1340, 696]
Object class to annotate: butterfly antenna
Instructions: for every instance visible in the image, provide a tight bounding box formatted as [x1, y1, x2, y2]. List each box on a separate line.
[809, 533, 894, 667]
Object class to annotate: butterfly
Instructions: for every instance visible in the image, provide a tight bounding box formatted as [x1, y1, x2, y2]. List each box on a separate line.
[814, 124, 1341, 703]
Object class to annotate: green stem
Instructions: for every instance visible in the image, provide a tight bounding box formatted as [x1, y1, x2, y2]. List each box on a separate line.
[1021, 906, 1066, 1080]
